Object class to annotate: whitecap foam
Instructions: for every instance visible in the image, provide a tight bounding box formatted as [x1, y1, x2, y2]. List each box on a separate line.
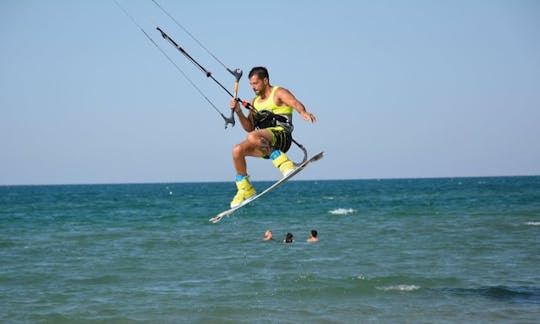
[329, 208, 356, 215]
[377, 285, 420, 292]
[526, 221, 540, 226]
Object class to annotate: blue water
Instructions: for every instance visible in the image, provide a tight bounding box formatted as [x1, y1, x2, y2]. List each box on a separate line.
[1, 177, 539, 323]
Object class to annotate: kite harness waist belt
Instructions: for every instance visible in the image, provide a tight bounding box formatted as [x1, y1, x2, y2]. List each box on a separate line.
[254, 110, 294, 133]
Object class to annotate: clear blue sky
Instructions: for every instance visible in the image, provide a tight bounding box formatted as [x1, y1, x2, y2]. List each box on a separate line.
[1, 0, 539, 185]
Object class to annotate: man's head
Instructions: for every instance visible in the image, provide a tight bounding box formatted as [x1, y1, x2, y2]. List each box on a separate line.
[248, 66, 269, 80]
[249, 66, 270, 96]
[285, 232, 294, 243]
[264, 230, 273, 240]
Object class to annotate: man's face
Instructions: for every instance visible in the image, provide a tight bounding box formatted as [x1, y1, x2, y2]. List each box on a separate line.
[249, 75, 267, 96]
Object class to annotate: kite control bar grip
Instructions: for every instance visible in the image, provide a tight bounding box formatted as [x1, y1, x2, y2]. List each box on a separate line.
[234, 99, 252, 111]
[228, 68, 243, 82]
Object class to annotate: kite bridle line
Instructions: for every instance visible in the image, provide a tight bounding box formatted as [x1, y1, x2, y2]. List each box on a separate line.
[114, 0, 308, 164]
[113, 0, 241, 128]
[151, 0, 246, 124]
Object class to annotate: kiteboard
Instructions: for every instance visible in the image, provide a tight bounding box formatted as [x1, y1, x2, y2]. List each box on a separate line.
[209, 151, 324, 223]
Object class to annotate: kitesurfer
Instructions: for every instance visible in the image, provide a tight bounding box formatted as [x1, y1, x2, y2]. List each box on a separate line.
[229, 67, 317, 207]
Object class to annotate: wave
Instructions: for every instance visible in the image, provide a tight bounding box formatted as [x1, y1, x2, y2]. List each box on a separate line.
[445, 286, 540, 304]
[250, 274, 427, 299]
[526, 221, 540, 226]
[376, 284, 421, 292]
[328, 208, 356, 215]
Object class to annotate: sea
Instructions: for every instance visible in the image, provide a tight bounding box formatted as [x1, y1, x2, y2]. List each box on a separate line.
[1, 176, 539, 323]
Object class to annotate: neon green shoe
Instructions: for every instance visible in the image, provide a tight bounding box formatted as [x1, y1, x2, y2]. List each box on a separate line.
[272, 152, 295, 177]
[230, 177, 256, 208]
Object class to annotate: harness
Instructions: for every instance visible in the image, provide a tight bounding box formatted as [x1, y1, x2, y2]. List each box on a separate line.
[253, 110, 294, 133]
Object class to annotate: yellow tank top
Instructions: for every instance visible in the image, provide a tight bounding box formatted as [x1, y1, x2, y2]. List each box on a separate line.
[253, 86, 293, 116]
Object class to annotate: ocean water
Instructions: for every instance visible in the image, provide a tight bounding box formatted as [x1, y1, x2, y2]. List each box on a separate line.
[1, 177, 539, 323]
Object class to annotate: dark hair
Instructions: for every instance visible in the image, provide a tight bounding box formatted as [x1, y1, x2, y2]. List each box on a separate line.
[284, 232, 294, 243]
[311, 230, 318, 238]
[249, 66, 269, 80]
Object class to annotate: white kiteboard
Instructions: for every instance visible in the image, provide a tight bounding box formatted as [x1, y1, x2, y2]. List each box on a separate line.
[209, 151, 324, 223]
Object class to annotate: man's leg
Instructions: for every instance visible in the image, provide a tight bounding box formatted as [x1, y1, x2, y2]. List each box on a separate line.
[232, 129, 273, 175]
[230, 129, 273, 207]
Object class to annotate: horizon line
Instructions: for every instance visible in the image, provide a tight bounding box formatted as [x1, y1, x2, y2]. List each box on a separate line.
[1, 174, 538, 187]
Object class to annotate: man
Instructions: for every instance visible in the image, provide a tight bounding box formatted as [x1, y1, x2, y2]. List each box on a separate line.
[229, 66, 317, 207]
[307, 230, 319, 242]
[283, 232, 294, 244]
[263, 230, 273, 241]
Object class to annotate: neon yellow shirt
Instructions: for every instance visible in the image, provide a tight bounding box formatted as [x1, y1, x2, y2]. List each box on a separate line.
[253, 86, 293, 116]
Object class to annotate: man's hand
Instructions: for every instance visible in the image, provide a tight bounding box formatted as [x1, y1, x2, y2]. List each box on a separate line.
[301, 111, 317, 123]
[230, 99, 240, 112]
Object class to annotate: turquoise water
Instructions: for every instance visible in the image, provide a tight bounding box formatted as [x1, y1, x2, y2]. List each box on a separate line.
[1, 177, 539, 323]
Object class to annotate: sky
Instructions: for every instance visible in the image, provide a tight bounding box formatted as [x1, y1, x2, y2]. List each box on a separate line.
[1, 0, 539, 185]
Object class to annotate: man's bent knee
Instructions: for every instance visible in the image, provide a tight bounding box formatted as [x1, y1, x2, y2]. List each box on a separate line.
[232, 143, 244, 159]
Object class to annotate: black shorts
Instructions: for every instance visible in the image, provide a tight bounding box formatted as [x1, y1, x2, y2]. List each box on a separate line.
[266, 126, 292, 156]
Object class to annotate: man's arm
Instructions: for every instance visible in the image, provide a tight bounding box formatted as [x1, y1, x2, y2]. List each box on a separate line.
[276, 88, 317, 123]
[230, 99, 255, 131]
